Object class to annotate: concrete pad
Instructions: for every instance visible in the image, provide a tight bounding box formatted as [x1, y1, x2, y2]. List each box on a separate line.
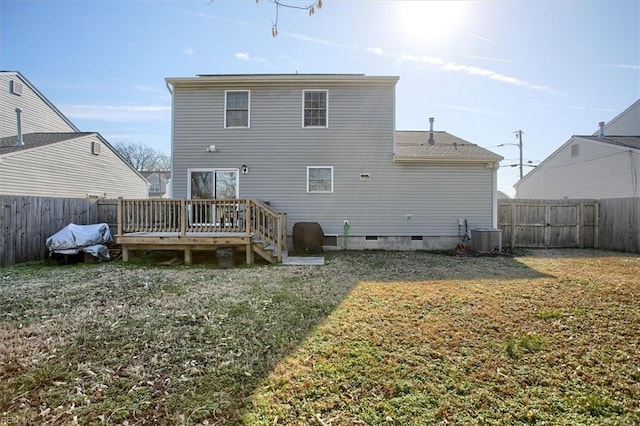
[282, 256, 325, 266]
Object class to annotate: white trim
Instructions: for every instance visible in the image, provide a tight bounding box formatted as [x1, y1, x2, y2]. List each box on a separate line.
[307, 166, 334, 193]
[224, 90, 250, 128]
[302, 89, 329, 128]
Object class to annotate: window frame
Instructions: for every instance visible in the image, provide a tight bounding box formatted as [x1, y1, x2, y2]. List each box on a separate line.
[302, 89, 329, 128]
[307, 166, 334, 193]
[224, 90, 250, 128]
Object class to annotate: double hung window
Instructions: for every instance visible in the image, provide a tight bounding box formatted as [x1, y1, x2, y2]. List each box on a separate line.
[225, 91, 250, 128]
[303, 90, 328, 128]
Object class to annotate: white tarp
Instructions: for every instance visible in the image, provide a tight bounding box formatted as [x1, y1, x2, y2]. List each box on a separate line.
[46, 223, 113, 260]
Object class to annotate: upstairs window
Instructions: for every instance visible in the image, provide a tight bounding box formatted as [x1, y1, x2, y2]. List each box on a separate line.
[303, 90, 328, 128]
[307, 166, 333, 193]
[225, 90, 250, 128]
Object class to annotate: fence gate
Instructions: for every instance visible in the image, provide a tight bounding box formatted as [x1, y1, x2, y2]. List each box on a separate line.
[498, 200, 598, 249]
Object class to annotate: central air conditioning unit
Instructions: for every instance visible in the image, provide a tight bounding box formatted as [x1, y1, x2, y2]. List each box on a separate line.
[470, 228, 502, 253]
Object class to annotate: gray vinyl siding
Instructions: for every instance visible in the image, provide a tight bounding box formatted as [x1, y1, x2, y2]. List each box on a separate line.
[0, 134, 149, 198]
[0, 73, 76, 138]
[516, 138, 640, 199]
[171, 80, 496, 237]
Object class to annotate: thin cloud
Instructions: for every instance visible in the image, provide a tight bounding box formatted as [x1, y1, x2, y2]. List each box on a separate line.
[281, 31, 355, 50]
[441, 62, 562, 94]
[365, 46, 558, 94]
[438, 103, 505, 115]
[234, 52, 251, 61]
[184, 47, 195, 56]
[467, 32, 503, 47]
[603, 64, 640, 70]
[401, 54, 444, 65]
[456, 54, 513, 63]
[60, 104, 171, 122]
[529, 102, 616, 112]
[367, 47, 386, 56]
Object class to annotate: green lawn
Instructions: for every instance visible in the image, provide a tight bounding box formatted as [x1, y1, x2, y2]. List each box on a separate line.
[1, 250, 638, 425]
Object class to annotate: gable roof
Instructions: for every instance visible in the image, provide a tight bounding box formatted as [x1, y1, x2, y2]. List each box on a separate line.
[140, 170, 171, 180]
[394, 131, 503, 163]
[0, 132, 94, 155]
[593, 98, 640, 136]
[576, 135, 640, 150]
[514, 134, 640, 190]
[0, 71, 80, 133]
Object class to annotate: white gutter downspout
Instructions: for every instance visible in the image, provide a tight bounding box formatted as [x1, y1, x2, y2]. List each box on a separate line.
[15, 108, 24, 146]
[492, 161, 498, 228]
[165, 81, 174, 199]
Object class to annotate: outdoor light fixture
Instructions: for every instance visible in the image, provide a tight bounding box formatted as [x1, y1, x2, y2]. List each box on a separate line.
[241, 164, 249, 174]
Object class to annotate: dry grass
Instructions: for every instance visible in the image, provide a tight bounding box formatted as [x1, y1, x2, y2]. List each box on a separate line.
[1, 250, 638, 425]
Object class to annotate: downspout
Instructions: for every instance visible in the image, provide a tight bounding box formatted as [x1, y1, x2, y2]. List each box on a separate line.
[15, 108, 24, 146]
[166, 81, 174, 199]
[492, 162, 498, 228]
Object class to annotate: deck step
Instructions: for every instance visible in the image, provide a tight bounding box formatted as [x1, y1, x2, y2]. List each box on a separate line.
[282, 256, 325, 266]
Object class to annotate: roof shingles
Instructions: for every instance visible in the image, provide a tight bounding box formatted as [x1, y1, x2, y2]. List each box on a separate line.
[395, 131, 502, 161]
[0, 133, 93, 155]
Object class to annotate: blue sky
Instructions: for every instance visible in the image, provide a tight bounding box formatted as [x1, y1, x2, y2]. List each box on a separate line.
[1, 0, 639, 196]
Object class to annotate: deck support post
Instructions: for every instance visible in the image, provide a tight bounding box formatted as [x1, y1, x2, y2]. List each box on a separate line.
[184, 248, 192, 265]
[246, 244, 254, 265]
[122, 247, 129, 262]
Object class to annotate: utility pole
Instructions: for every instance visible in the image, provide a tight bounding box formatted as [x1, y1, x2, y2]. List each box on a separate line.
[515, 130, 524, 180]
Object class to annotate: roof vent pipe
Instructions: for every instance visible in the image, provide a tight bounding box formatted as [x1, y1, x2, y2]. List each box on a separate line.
[598, 121, 605, 139]
[428, 117, 435, 145]
[15, 108, 24, 147]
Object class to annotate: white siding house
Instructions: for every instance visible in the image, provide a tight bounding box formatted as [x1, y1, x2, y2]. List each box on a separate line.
[515, 99, 640, 199]
[166, 74, 502, 250]
[0, 71, 78, 137]
[0, 133, 149, 198]
[0, 71, 149, 198]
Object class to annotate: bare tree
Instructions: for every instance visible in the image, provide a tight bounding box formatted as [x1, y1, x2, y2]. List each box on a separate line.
[113, 141, 170, 171]
[210, 0, 323, 37]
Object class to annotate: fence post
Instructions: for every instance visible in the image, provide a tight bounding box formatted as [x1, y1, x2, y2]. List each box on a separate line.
[117, 197, 123, 235]
[510, 203, 517, 249]
[578, 202, 584, 249]
[594, 202, 600, 249]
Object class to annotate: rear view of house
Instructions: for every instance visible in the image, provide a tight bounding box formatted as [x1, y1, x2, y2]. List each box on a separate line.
[166, 73, 502, 250]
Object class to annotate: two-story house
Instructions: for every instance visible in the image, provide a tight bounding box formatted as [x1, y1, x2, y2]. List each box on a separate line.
[165, 74, 502, 250]
[0, 71, 149, 199]
[141, 171, 171, 198]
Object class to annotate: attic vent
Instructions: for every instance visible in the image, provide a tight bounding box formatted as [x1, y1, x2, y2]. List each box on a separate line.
[10, 80, 23, 96]
[571, 144, 579, 158]
[91, 141, 101, 155]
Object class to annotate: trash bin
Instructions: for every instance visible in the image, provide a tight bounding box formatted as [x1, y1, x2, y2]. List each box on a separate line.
[216, 247, 235, 269]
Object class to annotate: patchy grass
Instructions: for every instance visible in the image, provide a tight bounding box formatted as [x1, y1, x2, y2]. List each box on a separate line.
[1, 249, 639, 425]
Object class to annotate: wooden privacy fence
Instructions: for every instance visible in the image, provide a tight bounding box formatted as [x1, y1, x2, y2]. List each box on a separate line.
[499, 198, 640, 253]
[0, 195, 100, 266]
[499, 200, 598, 249]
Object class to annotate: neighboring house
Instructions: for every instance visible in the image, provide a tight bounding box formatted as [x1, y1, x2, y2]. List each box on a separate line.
[0, 71, 78, 138]
[515, 99, 640, 199]
[0, 133, 149, 198]
[165, 74, 502, 250]
[141, 171, 171, 198]
[0, 71, 149, 199]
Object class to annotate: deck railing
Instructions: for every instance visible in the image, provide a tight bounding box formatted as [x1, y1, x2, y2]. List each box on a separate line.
[117, 198, 287, 261]
[248, 199, 287, 261]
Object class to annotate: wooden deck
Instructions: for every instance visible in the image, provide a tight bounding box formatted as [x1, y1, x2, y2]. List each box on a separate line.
[116, 199, 287, 265]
